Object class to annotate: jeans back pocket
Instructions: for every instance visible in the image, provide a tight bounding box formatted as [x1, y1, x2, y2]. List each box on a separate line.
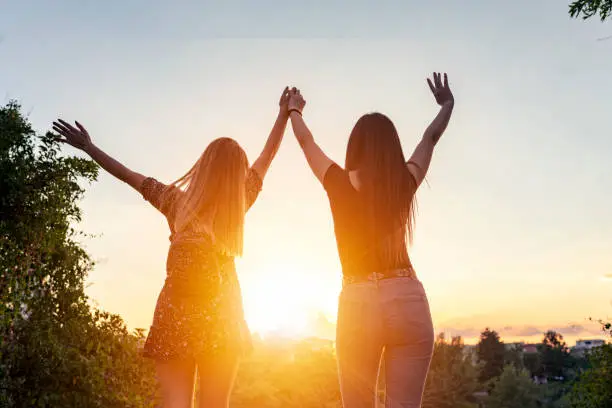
[382, 292, 434, 348]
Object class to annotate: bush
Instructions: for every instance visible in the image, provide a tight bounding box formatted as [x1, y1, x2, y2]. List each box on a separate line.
[486, 365, 541, 408]
[422, 334, 480, 408]
[567, 321, 612, 408]
[0, 102, 159, 407]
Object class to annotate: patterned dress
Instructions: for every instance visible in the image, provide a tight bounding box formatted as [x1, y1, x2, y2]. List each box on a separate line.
[140, 169, 262, 362]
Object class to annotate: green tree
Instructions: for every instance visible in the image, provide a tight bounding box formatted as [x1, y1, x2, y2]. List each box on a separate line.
[422, 334, 480, 408]
[504, 343, 525, 371]
[476, 328, 506, 385]
[486, 365, 541, 408]
[567, 321, 612, 408]
[0, 102, 158, 407]
[538, 331, 575, 382]
[523, 350, 543, 379]
[540, 382, 572, 408]
[569, 0, 612, 21]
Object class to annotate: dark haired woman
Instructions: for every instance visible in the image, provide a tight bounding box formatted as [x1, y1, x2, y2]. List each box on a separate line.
[286, 73, 454, 407]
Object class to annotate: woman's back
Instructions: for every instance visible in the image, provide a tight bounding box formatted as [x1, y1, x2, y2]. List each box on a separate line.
[139, 170, 262, 360]
[322, 164, 417, 278]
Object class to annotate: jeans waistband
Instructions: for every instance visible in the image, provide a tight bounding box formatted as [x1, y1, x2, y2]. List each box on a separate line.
[342, 267, 418, 286]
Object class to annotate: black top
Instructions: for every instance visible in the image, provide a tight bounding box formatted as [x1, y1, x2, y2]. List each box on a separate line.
[323, 163, 417, 277]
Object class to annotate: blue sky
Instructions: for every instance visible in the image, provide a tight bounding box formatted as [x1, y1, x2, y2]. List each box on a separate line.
[1, 1, 611, 343]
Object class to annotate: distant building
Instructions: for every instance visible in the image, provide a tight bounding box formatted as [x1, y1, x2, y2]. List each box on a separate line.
[572, 339, 606, 356]
[505, 342, 525, 351]
[462, 344, 479, 365]
[522, 343, 538, 354]
[575, 339, 605, 349]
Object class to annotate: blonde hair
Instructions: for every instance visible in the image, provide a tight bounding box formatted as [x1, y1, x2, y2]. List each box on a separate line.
[170, 137, 249, 256]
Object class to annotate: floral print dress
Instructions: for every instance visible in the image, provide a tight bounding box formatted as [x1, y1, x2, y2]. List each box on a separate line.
[139, 169, 262, 362]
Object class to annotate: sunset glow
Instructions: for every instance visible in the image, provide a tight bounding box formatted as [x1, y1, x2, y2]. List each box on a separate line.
[4, 3, 612, 407]
[2, 2, 610, 349]
[238, 263, 339, 338]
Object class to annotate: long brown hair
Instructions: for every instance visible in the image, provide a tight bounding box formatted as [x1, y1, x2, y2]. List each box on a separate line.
[345, 113, 417, 263]
[170, 137, 249, 256]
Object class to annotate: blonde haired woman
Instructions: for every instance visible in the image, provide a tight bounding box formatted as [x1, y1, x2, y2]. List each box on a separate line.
[53, 87, 291, 408]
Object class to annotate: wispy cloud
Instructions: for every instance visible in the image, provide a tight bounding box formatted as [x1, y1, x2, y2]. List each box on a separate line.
[511, 326, 543, 337]
[436, 320, 606, 342]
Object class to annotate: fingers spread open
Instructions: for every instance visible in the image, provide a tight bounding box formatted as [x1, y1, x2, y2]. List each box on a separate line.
[52, 122, 71, 136]
[434, 72, 443, 88]
[57, 119, 79, 134]
[427, 78, 435, 93]
[74, 121, 88, 134]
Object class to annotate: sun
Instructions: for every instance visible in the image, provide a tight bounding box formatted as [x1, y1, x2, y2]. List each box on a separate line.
[237, 263, 340, 338]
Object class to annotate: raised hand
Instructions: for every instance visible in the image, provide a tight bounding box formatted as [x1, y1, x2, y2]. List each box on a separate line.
[52, 119, 92, 151]
[427, 72, 454, 107]
[288, 87, 306, 114]
[250, 87, 292, 179]
[279, 86, 290, 116]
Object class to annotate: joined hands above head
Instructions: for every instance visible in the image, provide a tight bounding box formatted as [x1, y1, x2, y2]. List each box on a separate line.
[287, 87, 306, 116]
[278, 86, 291, 118]
[52, 75, 455, 193]
[286, 86, 334, 183]
[250, 86, 292, 179]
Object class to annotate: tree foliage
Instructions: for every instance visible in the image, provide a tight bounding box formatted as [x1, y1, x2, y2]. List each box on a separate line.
[477, 328, 506, 385]
[569, 0, 612, 21]
[504, 343, 525, 371]
[422, 334, 480, 408]
[538, 331, 576, 381]
[524, 350, 543, 379]
[486, 365, 541, 408]
[567, 321, 612, 408]
[0, 102, 159, 407]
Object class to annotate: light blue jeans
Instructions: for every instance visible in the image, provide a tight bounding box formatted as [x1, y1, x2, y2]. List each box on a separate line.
[336, 278, 435, 408]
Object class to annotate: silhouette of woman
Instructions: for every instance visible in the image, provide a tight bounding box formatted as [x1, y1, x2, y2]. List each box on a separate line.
[53, 87, 291, 408]
[286, 73, 454, 407]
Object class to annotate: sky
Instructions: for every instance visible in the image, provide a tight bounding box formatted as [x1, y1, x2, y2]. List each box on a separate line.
[1, 0, 611, 345]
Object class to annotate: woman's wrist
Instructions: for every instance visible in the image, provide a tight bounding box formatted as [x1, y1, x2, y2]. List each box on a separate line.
[82, 142, 96, 155]
[278, 108, 290, 120]
[288, 108, 302, 117]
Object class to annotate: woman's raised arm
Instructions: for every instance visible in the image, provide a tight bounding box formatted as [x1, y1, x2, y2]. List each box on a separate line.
[287, 88, 334, 184]
[407, 72, 455, 187]
[250, 87, 291, 180]
[53, 119, 146, 191]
